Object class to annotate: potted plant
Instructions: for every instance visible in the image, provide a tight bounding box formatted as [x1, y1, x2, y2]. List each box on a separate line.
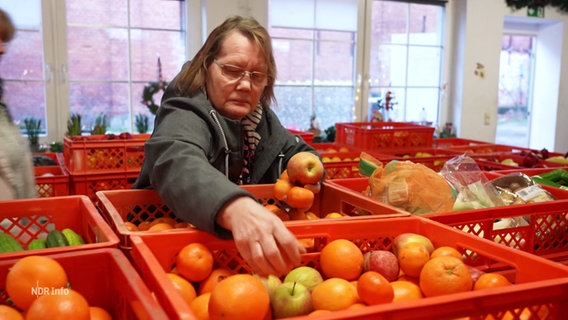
[21, 117, 42, 152]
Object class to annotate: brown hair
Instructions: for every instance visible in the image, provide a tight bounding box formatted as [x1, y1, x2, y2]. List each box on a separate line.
[0, 9, 15, 42]
[176, 15, 277, 108]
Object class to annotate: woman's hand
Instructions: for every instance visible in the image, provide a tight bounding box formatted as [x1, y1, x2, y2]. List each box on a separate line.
[216, 196, 306, 277]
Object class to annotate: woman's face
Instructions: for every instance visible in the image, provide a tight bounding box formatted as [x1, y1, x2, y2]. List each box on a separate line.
[206, 30, 267, 120]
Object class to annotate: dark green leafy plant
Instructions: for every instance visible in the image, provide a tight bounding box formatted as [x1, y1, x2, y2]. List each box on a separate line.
[142, 81, 168, 115]
[22, 117, 42, 152]
[135, 113, 149, 133]
[50, 141, 63, 152]
[91, 113, 107, 135]
[505, 0, 568, 12]
[66, 113, 82, 137]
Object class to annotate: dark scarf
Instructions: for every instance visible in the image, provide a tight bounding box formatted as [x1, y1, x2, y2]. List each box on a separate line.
[238, 105, 262, 184]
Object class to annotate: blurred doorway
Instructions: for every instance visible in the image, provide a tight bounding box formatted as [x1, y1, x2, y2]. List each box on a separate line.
[496, 33, 535, 148]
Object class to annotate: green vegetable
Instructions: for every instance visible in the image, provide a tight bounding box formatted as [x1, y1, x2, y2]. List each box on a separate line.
[0, 233, 24, 252]
[61, 228, 85, 246]
[46, 230, 69, 248]
[27, 238, 47, 250]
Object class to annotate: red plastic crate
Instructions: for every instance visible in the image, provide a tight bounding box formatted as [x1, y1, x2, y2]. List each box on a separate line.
[63, 134, 150, 175]
[33, 152, 64, 166]
[287, 129, 315, 145]
[0, 248, 168, 319]
[96, 184, 408, 251]
[129, 216, 568, 320]
[0, 196, 119, 259]
[426, 200, 568, 263]
[379, 147, 464, 158]
[321, 152, 401, 179]
[441, 143, 538, 155]
[496, 167, 568, 176]
[470, 152, 564, 170]
[70, 171, 139, 202]
[34, 165, 70, 197]
[432, 137, 492, 148]
[335, 122, 435, 150]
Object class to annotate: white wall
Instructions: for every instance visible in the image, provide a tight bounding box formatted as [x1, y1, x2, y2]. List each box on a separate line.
[195, 0, 568, 153]
[447, 0, 568, 153]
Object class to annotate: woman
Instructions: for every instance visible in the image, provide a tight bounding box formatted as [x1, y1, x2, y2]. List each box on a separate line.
[0, 9, 36, 200]
[133, 16, 322, 277]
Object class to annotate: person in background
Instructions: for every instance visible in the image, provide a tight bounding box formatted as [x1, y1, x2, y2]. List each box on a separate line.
[0, 9, 36, 201]
[133, 15, 323, 277]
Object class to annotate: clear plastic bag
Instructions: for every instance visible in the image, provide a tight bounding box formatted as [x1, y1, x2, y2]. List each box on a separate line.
[439, 155, 505, 211]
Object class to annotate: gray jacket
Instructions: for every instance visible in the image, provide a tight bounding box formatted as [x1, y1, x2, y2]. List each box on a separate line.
[133, 84, 318, 239]
[0, 104, 36, 200]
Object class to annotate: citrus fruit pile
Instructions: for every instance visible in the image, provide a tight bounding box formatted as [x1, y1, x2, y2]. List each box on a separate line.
[169, 235, 517, 319]
[123, 216, 193, 232]
[2, 255, 112, 319]
[167, 242, 271, 320]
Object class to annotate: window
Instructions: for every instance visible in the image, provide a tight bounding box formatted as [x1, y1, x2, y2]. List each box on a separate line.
[0, 0, 186, 142]
[496, 34, 534, 148]
[366, 0, 445, 125]
[269, 0, 446, 134]
[269, 0, 359, 132]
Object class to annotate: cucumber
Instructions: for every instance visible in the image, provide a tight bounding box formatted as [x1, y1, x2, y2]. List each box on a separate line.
[61, 228, 85, 246]
[0, 233, 24, 253]
[27, 238, 47, 250]
[46, 230, 69, 248]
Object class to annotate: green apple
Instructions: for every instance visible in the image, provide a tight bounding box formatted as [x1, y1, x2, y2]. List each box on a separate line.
[270, 281, 313, 319]
[283, 266, 323, 292]
[254, 274, 282, 297]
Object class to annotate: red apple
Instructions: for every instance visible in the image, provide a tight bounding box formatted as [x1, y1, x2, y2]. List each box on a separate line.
[363, 250, 400, 282]
[466, 265, 485, 285]
[392, 233, 435, 257]
[286, 152, 324, 185]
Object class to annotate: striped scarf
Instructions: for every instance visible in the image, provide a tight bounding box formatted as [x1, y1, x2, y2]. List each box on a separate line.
[238, 105, 262, 184]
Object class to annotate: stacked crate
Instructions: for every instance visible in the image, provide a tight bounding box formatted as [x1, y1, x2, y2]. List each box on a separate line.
[62, 134, 149, 201]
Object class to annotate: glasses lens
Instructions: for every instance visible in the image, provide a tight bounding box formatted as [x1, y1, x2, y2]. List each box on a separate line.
[250, 72, 266, 85]
[221, 64, 245, 80]
[216, 61, 266, 85]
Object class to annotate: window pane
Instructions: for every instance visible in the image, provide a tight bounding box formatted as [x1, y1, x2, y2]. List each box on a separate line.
[408, 3, 443, 45]
[371, 0, 408, 44]
[0, 0, 45, 132]
[314, 86, 354, 130]
[273, 37, 314, 83]
[368, 0, 444, 124]
[407, 46, 441, 86]
[314, 31, 354, 83]
[3, 82, 46, 128]
[370, 44, 408, 87]
[65, 0, 186, 134]
[130, 0, 183, 29]
[67, 27, 129, 81]
[406, 87, 438, 123]
[66, 0, 128, 26]
[69, 82, 130, 133]
[130, 29, 186, 82]
[273, 86, 312, 130]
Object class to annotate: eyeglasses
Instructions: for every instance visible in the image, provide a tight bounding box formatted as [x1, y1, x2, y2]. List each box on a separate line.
[213, 60, 267, 86]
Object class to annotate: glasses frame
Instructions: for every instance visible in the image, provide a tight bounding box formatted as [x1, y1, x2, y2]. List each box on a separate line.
[213, 59, 267, 87]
